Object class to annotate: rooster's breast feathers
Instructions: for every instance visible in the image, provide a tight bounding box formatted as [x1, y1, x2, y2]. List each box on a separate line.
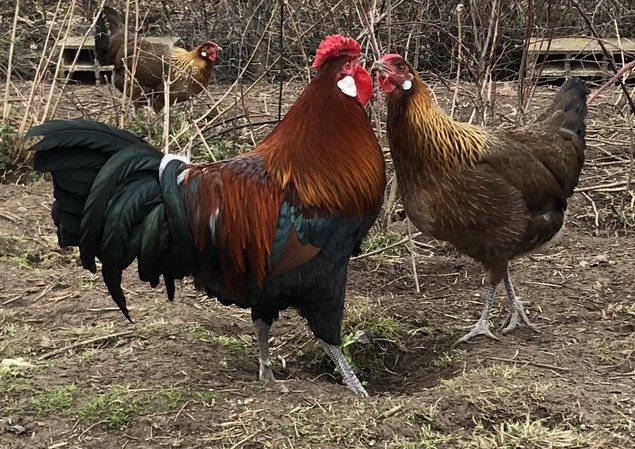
[182, 154, 373, 305]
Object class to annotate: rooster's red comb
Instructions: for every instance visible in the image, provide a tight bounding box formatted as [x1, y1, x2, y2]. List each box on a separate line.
[312, 35, 361, 68]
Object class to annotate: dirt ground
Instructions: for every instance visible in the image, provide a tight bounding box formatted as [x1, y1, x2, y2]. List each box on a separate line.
[1, 80, 634, 449]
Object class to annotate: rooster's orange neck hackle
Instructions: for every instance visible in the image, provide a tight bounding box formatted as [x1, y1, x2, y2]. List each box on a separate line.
[388, 76, 489, 173]
[256, 61, 385, 217]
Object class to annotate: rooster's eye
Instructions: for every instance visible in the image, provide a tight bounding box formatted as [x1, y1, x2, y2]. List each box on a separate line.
[344, 61, 352, 71]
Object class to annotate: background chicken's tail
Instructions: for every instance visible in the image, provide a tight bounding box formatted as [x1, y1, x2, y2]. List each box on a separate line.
[538, 77, 590, 139]
[95, 5, 123, 65]
[28, 119, 197, 321]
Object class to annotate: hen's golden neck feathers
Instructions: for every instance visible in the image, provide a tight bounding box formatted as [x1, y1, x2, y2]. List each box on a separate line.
[171, 47, 213, 79]
[256, 65, 386, 216]
[388, 77, 488, 173]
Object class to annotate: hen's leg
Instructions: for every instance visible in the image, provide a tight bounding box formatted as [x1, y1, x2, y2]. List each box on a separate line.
[319, 340, 368, 397]
[455, 285, 500, 344]
[499, 270, 539, 334]
[253, 319, 275, 383]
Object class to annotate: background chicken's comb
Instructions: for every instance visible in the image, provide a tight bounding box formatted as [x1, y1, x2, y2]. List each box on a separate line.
[312, 35, 361, 68]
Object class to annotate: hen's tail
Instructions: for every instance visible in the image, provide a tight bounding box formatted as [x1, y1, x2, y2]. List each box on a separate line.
[29, 119, 197, 321]
[95, 5, 124, 65]
[539, 77, 590, 139]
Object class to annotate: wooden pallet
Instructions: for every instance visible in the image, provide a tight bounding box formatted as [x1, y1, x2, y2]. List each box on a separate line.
[526, 37, 635, 79]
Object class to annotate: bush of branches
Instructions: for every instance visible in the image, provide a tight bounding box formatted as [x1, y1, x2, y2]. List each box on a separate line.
[1, 0, 634, 83]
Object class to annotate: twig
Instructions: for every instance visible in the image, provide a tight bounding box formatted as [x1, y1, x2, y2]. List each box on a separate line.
[210, 119, 280, 139]
[1, 0, 20, 121]
[588, 59, 635, 104]
[37, 330, 135, 361]
[581, 192, 599, 229]
[352, 231, 423, 260]
[0, 210, 22, 222]
[407, 220, 420, 293]
[2, 294, 26, 306]
[486, 356, 571, 372]
[32, 283, 57, 303]
[277, 0, 285, 121]
[576, 181, 629, 192]
[377, 404, 403, 419]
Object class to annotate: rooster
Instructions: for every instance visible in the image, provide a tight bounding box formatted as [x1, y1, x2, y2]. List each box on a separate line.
[373, 54, 588, 343]
[95, 5, 220, 112]
[29, 35, 385, 396]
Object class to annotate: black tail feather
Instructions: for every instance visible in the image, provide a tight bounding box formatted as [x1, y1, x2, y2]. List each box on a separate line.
[29, 119, 197, 321]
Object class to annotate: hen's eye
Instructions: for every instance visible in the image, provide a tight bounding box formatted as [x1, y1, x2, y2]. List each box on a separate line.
[344, 61, 352, 71]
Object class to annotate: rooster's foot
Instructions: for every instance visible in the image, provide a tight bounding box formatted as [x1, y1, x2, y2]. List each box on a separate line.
[455, 319, 500, 345]
[499, 298, 539, 334]
[259, 363, 276, 384]
[319, 340, 368, 397]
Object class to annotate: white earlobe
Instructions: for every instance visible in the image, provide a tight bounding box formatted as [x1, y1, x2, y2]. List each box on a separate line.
[402, 79, 412, 90]
[337, 75, 357, 98]
[201, 51, 208, 57]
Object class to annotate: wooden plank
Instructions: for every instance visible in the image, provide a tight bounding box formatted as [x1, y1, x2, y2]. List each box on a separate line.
[57, 36, 182, 49]
[527, 36, 635, 54]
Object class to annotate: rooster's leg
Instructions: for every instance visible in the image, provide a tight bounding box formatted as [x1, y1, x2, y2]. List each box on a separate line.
[253, 319, 276, 383]
[499, 270, 539, 334]
[455, 286, 500, 344]
[319, 340, 368, 397]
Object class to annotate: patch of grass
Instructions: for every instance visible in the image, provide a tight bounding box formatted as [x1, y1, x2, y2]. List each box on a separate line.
[0, 121, 16, 172]
[31, 384, 78, 414]
[196, 390, 217, 407]
[391, 424, 455, 449]
[362, 229, 409, 258]
[302, 298, 410, 378]
[155, 387, 184, 411]
[75, 385, 187, 429]
[481, 363, 526, 380]
[467, 418, 592, 448]
[187, 323, 249, 354]
[0, 234, 41, 269]
[139, 318, 171, 338]
[431, 348, 468, 369]
[61, 322, 115, 338]
[75, 385, 142, 429]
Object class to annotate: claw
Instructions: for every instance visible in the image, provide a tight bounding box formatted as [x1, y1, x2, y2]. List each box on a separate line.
[455, 318, 501, 345]
[499, 298, 539, 334]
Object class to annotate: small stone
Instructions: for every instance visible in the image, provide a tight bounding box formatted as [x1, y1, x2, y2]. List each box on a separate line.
[6, 424, 26, 435]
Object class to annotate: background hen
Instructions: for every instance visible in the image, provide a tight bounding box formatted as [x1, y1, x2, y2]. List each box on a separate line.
[374, 54, 589, 343]
[28, 35, 385, 396]
[95, 5, 220, 111]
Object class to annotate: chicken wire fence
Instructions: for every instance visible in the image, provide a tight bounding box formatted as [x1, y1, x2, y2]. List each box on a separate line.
[0, 0, 633, 82]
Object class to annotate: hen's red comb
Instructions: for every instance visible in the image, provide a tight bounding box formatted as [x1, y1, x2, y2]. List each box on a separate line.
[312, 35, 361, 68]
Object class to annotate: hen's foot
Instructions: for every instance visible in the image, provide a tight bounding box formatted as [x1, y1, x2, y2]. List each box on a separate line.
[455, 318, 500, 344]
[499, 298, 539, 334]
[320, 340, 368, 397]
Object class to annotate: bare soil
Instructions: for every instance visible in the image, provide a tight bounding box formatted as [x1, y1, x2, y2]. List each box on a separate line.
[1, 81, 634, 448]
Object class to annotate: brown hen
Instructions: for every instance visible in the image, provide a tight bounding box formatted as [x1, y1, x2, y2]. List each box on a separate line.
[374, 54, 589, 342]
[95, 5, 220, 112]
